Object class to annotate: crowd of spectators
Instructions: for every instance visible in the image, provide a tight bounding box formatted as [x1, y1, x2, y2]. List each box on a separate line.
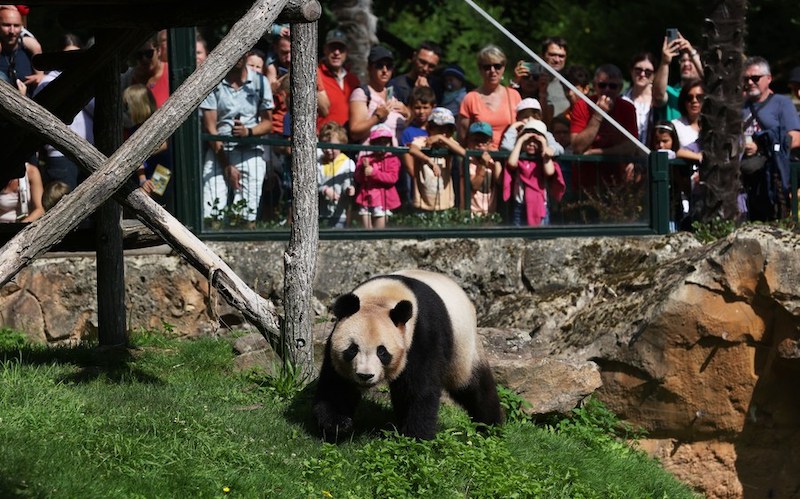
[2, 4, 799, 230]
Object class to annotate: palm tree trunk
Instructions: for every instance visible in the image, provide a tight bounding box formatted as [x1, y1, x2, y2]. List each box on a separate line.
[698, 0, 748, 221]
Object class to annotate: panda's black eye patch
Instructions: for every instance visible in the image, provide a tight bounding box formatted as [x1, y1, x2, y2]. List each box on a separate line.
[343, 343, 359, 362]
[376, 345, 392, 365]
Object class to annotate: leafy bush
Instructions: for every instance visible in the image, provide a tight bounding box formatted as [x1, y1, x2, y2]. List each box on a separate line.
[691, 217, 737, 243]
[0, 327, 27, 351]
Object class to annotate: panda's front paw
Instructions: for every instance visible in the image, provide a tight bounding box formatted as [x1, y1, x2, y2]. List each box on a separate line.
[313, 404, 354, 442]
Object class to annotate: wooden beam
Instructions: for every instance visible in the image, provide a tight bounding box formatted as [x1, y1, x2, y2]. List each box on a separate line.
[0, 0, 291, 346]
[57, 0, 320, 28]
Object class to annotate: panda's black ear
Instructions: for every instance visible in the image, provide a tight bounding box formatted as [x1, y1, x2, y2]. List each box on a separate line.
[389, 300, 413, 326]
[332, 293, 360, 320]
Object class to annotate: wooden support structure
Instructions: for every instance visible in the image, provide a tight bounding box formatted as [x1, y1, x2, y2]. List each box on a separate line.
[0, 0, 322, 356]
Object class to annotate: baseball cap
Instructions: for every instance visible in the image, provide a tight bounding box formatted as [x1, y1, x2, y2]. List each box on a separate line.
[428, 107, 455, 126]
[325, 29, 348, 47]
[789, 66, 800, 84]
[442, 64, 466, 82]
[368, 45, 394, 65]
[522, 119, 548, 136]
[369, 124, 393, 141]
[468, 121, 492, 137]
[516, 98, 542, 112]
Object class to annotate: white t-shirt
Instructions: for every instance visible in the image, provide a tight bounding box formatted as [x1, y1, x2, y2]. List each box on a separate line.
[671, 116, 699, 149]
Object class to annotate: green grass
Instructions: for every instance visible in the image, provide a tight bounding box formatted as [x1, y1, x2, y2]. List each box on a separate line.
[0, 328, 699, 498]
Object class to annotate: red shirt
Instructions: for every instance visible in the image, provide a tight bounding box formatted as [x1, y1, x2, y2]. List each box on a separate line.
[570, 95, 638, 190]
[317, 61, 360, 133]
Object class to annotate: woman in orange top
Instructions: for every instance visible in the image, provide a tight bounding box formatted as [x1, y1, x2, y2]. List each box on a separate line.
[457, 44, 521, 150]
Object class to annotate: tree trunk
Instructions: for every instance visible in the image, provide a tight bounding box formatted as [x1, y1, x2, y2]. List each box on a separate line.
[698, 0, 747, 221]
[329, 0, 377, 83]
[94, 30, 128, 347]
[283, 21, 319, 379]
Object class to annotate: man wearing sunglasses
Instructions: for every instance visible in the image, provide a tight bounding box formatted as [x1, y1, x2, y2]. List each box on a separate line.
[121, 36, 169, 108]
[569, 64, 638, 192]
[388, 40, 443, 106]
[740, 56, 800, 221]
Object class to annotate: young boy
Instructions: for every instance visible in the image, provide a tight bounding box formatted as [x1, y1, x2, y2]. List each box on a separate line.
[317, 122, 356, 228]
[465, 121, 502, 216]
[407, 107, 464, 212]
[500, 98, 564, 155]
[399, 86, 437, 210]
[504, 119, 565, 226]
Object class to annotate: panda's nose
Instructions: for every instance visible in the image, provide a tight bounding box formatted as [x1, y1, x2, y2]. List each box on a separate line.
[357, 373, 374, 382]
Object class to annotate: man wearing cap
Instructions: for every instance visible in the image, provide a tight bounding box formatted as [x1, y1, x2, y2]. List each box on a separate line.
[500, 97, 564, 155]
[317, 28, 361, 133]
[388, 40, 444, 106]
[348, 45, 409, 144]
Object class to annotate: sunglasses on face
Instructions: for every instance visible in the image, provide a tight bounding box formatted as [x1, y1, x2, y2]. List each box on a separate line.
[687, 93, 705, 102]
[596, 82, 620, 91]
[743, 74, 766, 84]
[633, 67, 654, 77]
[137, 48, 155, 60]
[481, 63, 504, 71]
[372, 61, 393, 70]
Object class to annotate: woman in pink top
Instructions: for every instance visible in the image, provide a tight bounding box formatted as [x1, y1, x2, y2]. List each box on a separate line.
[457, 44, 521, 149]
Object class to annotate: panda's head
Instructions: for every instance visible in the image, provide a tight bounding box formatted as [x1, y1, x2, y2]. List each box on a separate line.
[328, 292, 414, 388]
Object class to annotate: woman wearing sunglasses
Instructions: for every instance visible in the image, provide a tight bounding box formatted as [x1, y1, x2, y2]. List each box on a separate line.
[348, 45, 410, 144]
[622, 52, 657, 143]
[457, 44, 521, 149]
[671, 79, 704, 164]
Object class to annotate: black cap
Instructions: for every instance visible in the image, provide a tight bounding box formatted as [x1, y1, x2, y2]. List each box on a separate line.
[789, 66, 800, 84]
[368, 45, 394, 65]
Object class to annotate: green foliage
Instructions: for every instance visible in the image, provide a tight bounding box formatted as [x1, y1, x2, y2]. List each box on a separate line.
[246, 360, 306, 403]
[205, 197, 256, 229]
[551, 397, 647, 453]
[496, 384, 532, 424]
[129, 321, 179, 348]
[391, 208, 503, 228]
[0, 327, 27, 351]
[691, 217, 737, 243]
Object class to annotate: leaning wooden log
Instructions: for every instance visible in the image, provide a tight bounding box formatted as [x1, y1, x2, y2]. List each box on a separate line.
[0, 0, 290, 345]
[57, 0, 321, 28]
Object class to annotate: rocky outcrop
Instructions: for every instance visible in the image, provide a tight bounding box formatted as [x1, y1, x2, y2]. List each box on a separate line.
[2, 227, 799, 498]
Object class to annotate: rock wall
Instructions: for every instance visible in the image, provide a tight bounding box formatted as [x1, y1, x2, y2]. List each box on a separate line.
[2, 227, 799, 498]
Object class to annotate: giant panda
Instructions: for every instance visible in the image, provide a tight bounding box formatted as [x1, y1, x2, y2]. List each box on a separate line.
[313, 269, 503, 441]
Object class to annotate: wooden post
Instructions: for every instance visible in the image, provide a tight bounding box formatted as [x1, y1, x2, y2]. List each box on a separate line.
[283, 20, 319, 378]
[94, 31, 128, 347]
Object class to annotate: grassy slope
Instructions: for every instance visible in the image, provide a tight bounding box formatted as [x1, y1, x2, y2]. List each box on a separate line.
[0, 332, 699, 498]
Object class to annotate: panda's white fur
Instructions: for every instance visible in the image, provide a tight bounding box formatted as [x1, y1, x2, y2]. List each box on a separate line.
[314, 269, 503, 440]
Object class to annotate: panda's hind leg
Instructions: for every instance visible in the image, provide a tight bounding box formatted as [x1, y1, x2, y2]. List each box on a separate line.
[448, 363, 504, 427]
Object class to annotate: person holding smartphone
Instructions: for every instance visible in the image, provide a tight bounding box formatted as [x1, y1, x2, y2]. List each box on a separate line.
[653, 29, 704, 121]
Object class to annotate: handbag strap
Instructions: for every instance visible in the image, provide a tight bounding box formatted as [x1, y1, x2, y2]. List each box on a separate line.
[745, 93, 773, 131]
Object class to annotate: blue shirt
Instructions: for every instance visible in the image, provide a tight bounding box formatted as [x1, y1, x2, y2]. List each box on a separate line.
[401, 125, 428, 146]
[201, 69, 274, 137]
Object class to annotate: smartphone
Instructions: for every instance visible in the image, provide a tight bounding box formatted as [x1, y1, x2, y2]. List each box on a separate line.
[666, 28, 679, 43]
[386, 86, 394, 101]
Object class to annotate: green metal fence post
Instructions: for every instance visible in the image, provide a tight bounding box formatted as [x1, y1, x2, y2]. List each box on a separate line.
[650, 151, 670, 234]
[168, 27, 203, 230]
